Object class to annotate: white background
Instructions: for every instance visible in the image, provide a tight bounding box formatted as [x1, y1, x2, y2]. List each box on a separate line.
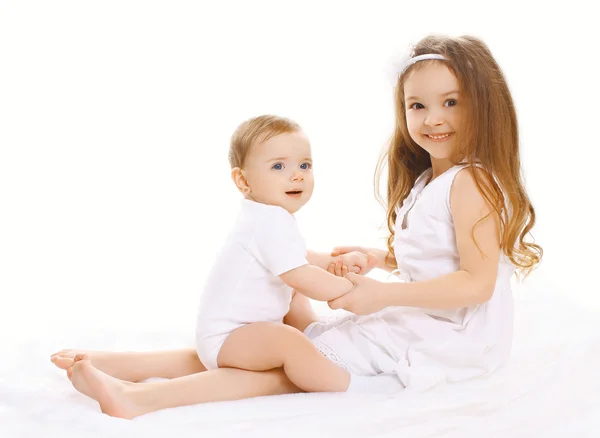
[1, 0, 598, 342]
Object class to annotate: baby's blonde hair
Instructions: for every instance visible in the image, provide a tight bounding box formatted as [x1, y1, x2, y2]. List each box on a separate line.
[229, 115, 302, 169]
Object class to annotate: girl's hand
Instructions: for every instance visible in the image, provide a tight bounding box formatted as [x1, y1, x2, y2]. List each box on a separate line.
[328, 250, 377, 276]
[331, 246, 366, 257]
[327, 273, 386, 315]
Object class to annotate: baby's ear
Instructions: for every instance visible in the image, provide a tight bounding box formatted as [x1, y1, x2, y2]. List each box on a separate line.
[231, 167, 249, 194]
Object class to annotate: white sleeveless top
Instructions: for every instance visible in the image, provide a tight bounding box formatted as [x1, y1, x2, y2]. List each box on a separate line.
[306, 164, 516, 390]
[385, 163, 515, 388]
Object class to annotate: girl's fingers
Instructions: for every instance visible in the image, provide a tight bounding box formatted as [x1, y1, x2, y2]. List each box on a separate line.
[328, 296, 342, 310]
[330, 246, 359, 257]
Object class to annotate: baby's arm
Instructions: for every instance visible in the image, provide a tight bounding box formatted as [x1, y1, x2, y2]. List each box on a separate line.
[280, 265, 354, 302]
[306, 250, 335, 270]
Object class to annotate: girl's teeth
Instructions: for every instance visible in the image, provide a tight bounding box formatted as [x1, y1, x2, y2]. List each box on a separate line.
[428, 133, 451, 139]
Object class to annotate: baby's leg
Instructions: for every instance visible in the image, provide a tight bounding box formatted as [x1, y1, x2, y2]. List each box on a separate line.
[51, 348, 205, 382]
[217, 322, 350, 393]
[69, 356, 300, 419]
[283, 290, 319, 332]
[53, 290, 317, 382]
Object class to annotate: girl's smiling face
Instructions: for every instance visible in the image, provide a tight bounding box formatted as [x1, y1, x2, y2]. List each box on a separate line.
[404, 62, 464, 162]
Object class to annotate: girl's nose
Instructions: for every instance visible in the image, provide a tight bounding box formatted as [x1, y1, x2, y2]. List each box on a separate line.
[424, 110, 444, 127]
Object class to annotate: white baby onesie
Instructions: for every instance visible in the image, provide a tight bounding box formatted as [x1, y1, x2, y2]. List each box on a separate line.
[195, 199, 308, 369]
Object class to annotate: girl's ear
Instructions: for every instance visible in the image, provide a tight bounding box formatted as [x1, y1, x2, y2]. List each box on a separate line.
[231, 167, 250, 194]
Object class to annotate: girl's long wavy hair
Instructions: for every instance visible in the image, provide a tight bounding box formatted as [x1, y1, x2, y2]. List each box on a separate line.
[376, 35, 542, 278]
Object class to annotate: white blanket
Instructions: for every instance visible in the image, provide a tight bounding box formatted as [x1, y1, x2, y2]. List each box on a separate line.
[2, 289, 599, 438]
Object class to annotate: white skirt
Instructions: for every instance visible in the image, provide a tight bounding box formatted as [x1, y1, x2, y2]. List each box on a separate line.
[305, 306, 505, 393]
[304, 313, 406, 394]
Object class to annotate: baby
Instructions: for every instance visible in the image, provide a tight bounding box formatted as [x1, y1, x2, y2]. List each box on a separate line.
[195, 115, 370, 392]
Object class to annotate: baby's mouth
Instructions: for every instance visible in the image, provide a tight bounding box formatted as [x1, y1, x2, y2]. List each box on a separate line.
[286, 190, 303, 197]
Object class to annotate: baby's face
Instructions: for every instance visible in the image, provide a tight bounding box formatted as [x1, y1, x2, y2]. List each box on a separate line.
[243, 131, 314, 214]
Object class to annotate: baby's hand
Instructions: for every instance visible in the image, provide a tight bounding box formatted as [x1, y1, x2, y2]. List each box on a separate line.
[328, 251, 374, 277]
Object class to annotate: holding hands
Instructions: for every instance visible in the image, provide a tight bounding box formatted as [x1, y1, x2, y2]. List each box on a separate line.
[329, 247, 377, 276]
[326, 246, 387, 315]
[328, 273, 386, 315]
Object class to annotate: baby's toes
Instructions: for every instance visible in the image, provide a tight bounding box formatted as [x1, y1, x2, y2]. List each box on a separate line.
[51, 349, 70, 359]
[52, 355, 75, 370]
[74, 354, 89, 363]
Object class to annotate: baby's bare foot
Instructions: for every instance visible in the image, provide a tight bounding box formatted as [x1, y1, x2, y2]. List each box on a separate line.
[50, 349, 97, 370]
[67, 354, 91, 389]
[70, 359, 141, 419]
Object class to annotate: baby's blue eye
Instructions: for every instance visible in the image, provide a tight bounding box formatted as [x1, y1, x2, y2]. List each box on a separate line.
[272, 163, 283, 170]
[300, 163, 311, 170]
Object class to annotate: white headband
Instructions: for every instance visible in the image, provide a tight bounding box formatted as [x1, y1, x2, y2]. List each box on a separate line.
[399, 54, 447, 73]
[386, 50, 448, 86]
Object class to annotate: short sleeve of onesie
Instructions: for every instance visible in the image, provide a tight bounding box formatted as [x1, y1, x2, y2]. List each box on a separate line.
[249, 205, 308, 276]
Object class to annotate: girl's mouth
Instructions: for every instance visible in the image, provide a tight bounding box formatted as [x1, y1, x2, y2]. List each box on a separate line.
[424, 132, 454, 141]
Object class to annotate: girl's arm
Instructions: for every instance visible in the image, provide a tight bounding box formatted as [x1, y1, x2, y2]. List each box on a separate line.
[329, 169, 501, 313]
[280, 265, 354, 302]
[359, 248, 396, 273]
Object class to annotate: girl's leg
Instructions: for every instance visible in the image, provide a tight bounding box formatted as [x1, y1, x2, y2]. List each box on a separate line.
[51, 348, 205, 381]
[69, 357, 300, 419]
[217, 322, 350, 393]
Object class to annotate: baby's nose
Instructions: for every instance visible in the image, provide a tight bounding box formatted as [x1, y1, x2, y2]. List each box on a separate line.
[291, 170, 304, 181]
